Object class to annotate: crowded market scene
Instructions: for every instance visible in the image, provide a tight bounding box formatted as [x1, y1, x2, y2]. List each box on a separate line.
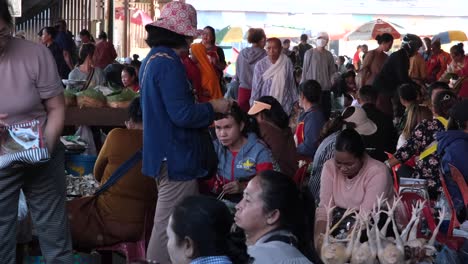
[1, 0, 468, 263]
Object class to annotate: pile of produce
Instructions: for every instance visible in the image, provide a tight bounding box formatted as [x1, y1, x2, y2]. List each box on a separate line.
[76, 88, 107, 108]
[106, 88, 138, 108]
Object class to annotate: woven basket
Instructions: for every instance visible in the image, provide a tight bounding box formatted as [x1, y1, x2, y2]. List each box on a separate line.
[65, 96, 77, 107]
[76, 96, 106, 108]
[107, 101, 132, 109]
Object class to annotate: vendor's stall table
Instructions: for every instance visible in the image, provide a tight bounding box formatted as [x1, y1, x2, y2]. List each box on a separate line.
[65, 107, 127, 126]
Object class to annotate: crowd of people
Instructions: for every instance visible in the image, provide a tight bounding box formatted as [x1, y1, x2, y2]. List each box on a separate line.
[1, 0, 468, 263]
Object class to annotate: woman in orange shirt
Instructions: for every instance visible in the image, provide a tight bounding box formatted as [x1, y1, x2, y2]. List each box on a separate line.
[191, 43, 223, 102]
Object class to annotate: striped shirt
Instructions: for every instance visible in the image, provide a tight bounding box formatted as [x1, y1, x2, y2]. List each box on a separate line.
[191, 256, 232, 264]
[308, 132, 338, 204]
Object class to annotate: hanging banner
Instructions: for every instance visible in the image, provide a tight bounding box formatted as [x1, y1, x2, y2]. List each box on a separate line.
[9, 0, 22, 17]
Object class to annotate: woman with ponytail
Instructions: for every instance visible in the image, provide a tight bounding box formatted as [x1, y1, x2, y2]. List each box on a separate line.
[67, 43, 106, 90]
[235, 170, 321, 264]
[167, 196, 249, 264]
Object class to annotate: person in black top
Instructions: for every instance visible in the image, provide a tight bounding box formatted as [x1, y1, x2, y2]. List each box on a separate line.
[372, 34, 423, 119]
[39, 26, 70, 80]
[358, 85, 398, 154]
[297, 34, 312, 67]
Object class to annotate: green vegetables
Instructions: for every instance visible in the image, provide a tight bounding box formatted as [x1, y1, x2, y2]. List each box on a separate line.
[106, 88, 138, 102]
[76, 88, 106, 101]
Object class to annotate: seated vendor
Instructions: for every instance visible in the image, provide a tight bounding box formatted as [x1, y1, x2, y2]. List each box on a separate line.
[203, 102, 273, 202]
[67, 43, 106, 90]
[314, 128, 394, 247]
[121, 66, 139, 92]
[67, 97, 157, 250]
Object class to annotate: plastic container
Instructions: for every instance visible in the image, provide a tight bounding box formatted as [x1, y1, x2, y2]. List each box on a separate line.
[65, 154, 97, 176]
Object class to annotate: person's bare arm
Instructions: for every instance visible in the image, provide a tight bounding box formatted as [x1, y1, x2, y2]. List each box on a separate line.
[63, 50, 73, 70]
[43, 94, 65, 152]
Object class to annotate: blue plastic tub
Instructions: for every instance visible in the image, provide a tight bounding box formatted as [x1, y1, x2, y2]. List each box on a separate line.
[65, 154, 97, 176]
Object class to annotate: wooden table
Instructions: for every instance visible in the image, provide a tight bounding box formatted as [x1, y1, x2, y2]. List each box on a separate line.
[65, 107, 127, 127]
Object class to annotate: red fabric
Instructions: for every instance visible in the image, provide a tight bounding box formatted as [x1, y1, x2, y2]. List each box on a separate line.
[256, 162, 273, 173]
[130, 84, 140, 93]
[181, 55, 204, 102]
[456, 57, 468, 98]
[238, 87, 252, 112]
[295, 122, 305, 146]
[353, 51, 360, 64]
[94, 41, 117, 69]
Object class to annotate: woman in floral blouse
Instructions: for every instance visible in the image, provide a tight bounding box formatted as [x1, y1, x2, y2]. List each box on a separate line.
[387, 90, 458, 198]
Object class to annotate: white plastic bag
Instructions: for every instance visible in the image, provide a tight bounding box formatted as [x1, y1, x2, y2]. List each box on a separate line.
[75, 126, 97, 155]
[18, 190, 28, 221]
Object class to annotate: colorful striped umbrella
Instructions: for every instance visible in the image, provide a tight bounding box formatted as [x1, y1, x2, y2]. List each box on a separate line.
[432, 30, 467, 44]
[216, 26, 244, 44]
[345, 19, 403, 41]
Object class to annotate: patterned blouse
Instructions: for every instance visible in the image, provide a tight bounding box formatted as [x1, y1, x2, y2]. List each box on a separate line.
[394, 118, 444, 197]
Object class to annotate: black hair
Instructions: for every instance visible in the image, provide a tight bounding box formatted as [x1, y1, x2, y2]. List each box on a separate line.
[375, 33, 394, 45]
[299, 80, 322, 104]
[122, 65, 138, 83]
[402, 34, 423, 55]
[447, 99, 468, 130]
[256, 96, 290, 129]
[79, 29, 91, 38]
[104, 63, 125, 88]
[283, 39, 291, 44]
[433, 90, 459, 119]
[335, 128, 366, 158]
[39, 26, 57, 39]
[128, 97, 142, 123]
[338, 56, 345, 63]
[131, 55, 142, 70]
[78, 43, 96, 66]
[317, 107, 356, 144]
[358, 85, 378, 103]
[171, 196, 249, 264]
[356, 45, 361, 50]
[204, 26, 216, 45]
[54, 19, 67, 31]
[428, 81, 450, 96]
[257, 171, 321, 263]
[214, 102, 257, 136]
[300, 34, 308, 42]
[0, 0, 13, 27]
[98, 31, 107, 40]
[450, 43, 465, 57]
[398, 83, 418, 102]
[145, 26, 189, 49]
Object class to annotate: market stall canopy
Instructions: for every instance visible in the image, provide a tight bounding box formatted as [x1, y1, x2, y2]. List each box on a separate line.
[345, 19, 403, 41]
[264, 25, 305, 38]
[432, 30, 467, 44]
[216, 26, 244, 44]
[115, 7, 153, 26]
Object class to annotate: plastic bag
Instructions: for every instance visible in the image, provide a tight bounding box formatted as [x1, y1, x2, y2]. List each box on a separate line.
[435, 245, 461, 264]
[74, 126, 96, 155]
[18, 190, 28, 221]
[0, 119, 50, 169]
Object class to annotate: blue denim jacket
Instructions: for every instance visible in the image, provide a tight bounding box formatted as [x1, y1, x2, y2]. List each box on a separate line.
[140, 46, 214, 180]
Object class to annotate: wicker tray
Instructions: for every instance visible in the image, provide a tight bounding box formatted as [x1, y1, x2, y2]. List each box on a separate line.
[76, 96, 106, 108]
[106, 101, 131, 109]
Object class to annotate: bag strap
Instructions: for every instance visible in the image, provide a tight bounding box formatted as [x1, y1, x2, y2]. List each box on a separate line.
[94, 149, 142, 196]
[264, 234, 298, 247]
[81, 67, 95, 91]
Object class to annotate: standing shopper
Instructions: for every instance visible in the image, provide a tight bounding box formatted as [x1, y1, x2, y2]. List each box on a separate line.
[301, 32, 336, 119]
[140, 2, 230, 263]
[0, 1, 73, 263]
[236, 28, 267, 111]
[372, 34, 423, 118]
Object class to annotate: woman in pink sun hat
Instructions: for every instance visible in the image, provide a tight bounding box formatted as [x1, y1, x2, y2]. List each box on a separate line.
[141, 2, 231, 263]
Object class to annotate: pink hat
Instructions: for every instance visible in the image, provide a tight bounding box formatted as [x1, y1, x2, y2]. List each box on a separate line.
[146, 2, 199, 37]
